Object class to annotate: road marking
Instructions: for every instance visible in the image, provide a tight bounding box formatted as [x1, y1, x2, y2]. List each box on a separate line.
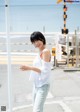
[15, 92, 53, 103]
[6, 100, 72, 112]
[7, 104, 33, 112]
[7, 95, 80, 112]
[63, 96, 80, 101]
[47, 92, 53, 99]
[8, 94, 80, 112]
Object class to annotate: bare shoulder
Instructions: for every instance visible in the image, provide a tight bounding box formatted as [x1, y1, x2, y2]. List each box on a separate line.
[43, 49, 50, 55]
[42, 49, 51, 62]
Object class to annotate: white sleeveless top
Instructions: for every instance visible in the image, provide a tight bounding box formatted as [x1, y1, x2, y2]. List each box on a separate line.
[29, 53, 51, 87]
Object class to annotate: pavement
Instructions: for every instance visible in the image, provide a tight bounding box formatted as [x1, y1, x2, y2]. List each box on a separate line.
[0, 58, 80, 112]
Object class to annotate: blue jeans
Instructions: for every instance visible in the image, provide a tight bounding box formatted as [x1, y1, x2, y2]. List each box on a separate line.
[32, 84, 50, 112]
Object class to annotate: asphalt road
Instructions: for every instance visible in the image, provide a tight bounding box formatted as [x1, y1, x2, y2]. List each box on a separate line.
[0, 64, 80, 112]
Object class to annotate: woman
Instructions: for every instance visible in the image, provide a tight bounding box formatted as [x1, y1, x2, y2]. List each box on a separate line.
[20, 31, 51, 112]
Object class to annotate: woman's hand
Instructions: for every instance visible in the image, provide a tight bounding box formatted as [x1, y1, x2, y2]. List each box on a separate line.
[20, 65, 41, 73]
[20, 65, 31, 71]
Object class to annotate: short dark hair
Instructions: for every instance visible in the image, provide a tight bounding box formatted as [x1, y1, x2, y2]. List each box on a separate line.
[30, 31, 46, 45]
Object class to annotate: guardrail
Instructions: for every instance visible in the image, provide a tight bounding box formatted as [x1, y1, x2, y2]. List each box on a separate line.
[0, 37, 55, 52]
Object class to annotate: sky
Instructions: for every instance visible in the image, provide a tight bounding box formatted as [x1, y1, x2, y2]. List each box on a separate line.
[0, 0, 57, 5]
[0, 0, 80, 33]
[0, 0, 79, 5]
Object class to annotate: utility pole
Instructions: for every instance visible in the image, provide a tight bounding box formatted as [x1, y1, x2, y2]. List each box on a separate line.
[5, 0, 13, 112]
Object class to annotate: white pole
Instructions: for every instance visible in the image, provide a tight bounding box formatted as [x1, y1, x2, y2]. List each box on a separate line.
[5, 0, 13, 112]
[76, 31, 79, 67]
[66, 35, 69, 67]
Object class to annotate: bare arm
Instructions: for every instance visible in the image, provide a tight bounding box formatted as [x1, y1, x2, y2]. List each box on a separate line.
[20, 65, 41, 73]
[20, 49, 51, 73]
[41, 49, 51, 62]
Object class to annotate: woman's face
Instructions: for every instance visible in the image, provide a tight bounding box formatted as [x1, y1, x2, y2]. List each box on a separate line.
[33, 40, 44, 49]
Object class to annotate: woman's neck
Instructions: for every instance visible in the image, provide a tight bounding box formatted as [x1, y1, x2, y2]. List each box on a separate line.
[39, 46, 46, 53]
